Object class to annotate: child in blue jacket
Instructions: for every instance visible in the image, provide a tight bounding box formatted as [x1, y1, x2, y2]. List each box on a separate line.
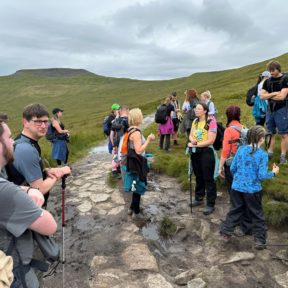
[220, 125, 279, 248]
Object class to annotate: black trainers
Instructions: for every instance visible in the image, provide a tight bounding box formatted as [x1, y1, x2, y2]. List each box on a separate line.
[203, 206, 215, 215]
[255, 239, 266, 250]
[190, 199, 204, 207]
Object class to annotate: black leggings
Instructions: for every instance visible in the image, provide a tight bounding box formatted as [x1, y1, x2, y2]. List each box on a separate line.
[159, 134, 171, 150]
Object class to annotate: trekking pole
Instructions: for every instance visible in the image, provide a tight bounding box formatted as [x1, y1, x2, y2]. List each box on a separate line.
[188, 147, 194, 214]
[61, 175, 67, 288]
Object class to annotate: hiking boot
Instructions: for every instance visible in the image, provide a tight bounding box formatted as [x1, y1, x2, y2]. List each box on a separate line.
[203, 206, 215, 215]
[222, 233, 232, 243]
[132, 212, 148, 221]
[190, 199, 204, 207]
[174, 140, 179, 145]
[127, 208, 133, 216]
[255, 239, 267, 250]
[280, 155, 287, 165]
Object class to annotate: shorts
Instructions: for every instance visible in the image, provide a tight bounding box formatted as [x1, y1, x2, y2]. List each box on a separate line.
[172, 118, 179, 133]
[266, 106, 288, 135]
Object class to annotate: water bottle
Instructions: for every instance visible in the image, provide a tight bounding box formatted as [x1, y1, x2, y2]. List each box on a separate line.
[131, 180, 136, 192]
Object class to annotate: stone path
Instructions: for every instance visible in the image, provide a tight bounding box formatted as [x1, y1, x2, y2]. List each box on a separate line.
[43, 151, 288, 288]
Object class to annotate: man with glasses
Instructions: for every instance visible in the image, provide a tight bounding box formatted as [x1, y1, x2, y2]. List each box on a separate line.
[9, 103, 71, 202]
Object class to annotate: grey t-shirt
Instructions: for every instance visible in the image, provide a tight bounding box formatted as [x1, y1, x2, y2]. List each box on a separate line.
[13, 136, 43, 183]
[0, 177, 42, 265]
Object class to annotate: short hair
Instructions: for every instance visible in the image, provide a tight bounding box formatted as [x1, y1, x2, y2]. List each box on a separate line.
[128, 108, 143, 127]
[120, 105, 129, 112]
[201, 90, 212, 100]
[23, 103, 49, 121]
[0, 113, 8, 123]
[267, 60, 281, 72]
[225, 105, 241, 127]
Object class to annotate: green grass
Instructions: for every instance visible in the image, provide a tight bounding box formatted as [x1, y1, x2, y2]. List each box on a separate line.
[158, 216, 177, 238]
[1, 54, 288, 225]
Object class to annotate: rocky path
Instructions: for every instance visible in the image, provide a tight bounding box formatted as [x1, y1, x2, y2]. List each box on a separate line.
[43, 148, 288, 288]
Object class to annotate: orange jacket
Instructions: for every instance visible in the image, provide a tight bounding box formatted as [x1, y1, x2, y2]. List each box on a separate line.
[221, 120, 242, 159]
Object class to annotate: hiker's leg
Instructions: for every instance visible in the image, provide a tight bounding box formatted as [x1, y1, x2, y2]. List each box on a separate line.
[191, 152, 205, 201]
[201, 147, 216, 207]
[280, 134, 288, 164]
[220, 189, 245, 235]
[274, 106, 288, 159]
[131, 192, 141, 214]
[224, 164, 233, 196]
[244, 192, 267, 244]
[159, 134, 164, 149]
[64, 148, 69, 165]
[165, 134, 171, 150]
[266, 110, 276, 154]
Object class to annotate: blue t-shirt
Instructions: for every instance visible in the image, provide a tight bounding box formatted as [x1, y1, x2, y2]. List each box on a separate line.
[230, 145, 274, 193]
[13, 136, 43, 183]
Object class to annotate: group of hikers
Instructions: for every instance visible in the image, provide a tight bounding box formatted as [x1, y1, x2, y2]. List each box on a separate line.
[0, 59, 287, 287]
[104, 60, 287, 249]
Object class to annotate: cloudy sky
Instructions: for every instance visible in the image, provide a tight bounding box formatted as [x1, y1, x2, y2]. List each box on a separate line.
[0, 0, 287, 80]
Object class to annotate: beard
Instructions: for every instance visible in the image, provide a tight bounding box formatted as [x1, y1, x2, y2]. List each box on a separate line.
[0, 140, 14, 164]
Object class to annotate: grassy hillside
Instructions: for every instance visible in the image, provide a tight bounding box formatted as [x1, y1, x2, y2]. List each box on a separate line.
[0, 54, 288, 225]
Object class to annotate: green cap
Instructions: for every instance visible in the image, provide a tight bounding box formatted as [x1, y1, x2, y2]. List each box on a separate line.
[111, 103, 121, 110]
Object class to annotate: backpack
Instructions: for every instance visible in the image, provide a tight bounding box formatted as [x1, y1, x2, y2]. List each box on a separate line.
[246, 84, 258, 106]
[111, 117, 128, 148]
[207, 100, 218, 115]
[155, 104, 168, 124]
[187, 98, 199, 120]
[225, 125, 249, 166]
[45, 122, 56, 142]
[120, 128, 141, 156]
[252, 95, 267, 119]
[212, 122, 225, 151]
[103, 116, 111, 136]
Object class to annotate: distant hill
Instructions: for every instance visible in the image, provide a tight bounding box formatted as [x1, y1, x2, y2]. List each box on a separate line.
[0, 52, 287, 160]
[13, 68, 96, 78]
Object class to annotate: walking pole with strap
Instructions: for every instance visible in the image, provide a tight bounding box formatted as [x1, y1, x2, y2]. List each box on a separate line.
[61, 175, 67, 288]
[188, 147, 194, 214]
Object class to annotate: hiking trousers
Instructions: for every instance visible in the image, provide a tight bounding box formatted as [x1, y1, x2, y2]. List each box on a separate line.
[224, 164, 252, 234]
[159, 134, 171, 150]
[220, 189, 267, 243]
[191, 147, 216, 207]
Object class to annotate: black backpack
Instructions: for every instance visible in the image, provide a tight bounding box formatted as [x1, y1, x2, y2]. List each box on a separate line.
[45, 122, 56, 142]
[212, 121, 225, 151]
[111, 117, 128, 147]
[155, 104, 168, 124]
[246, 84, 258, 106]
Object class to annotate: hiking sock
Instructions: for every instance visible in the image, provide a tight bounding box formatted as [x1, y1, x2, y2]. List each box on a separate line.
[280, 154, 287, 164]
[267, 151, 273, 159]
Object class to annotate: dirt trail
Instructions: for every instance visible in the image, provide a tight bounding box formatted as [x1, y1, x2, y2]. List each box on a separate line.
[43, 144, 288, 288]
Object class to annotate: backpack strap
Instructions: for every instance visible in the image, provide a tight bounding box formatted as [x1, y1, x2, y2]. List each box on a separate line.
[228, 125, 242, 144]
[127, 128, 141, 152]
